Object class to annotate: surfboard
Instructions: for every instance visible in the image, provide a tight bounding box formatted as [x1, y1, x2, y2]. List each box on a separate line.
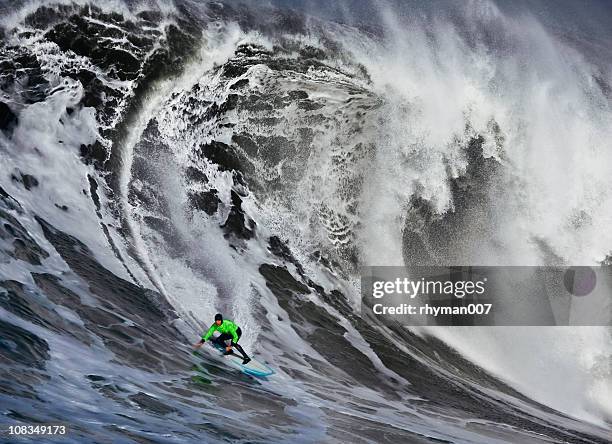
[209, 343, 274, 377]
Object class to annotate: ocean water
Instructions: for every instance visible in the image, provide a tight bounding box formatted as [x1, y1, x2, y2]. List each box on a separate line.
[0, 1, 611, 442]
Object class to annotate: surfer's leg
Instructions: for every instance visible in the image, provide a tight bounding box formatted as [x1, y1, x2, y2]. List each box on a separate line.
[232, 328, 250, 362]
[232, 343, 248, 359]
[215, 333, 240, 356]
[214, 333, 232, 347]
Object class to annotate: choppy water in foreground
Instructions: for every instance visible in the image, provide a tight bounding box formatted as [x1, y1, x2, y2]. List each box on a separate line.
[0, 1, 611, 442]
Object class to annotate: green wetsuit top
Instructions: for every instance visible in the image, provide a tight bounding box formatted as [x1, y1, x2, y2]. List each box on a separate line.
[202, 319, 240, 343]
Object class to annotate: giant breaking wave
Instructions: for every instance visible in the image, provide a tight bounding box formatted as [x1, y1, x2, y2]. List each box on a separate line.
[0, 1, 611, 442]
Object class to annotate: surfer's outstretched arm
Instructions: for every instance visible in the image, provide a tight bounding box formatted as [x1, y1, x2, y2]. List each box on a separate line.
[194, 323, 217, 348]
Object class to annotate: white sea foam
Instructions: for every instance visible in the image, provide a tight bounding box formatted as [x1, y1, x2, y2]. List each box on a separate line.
[2, 0, 611, 439]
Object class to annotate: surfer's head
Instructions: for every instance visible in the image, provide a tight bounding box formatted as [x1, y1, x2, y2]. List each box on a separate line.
[214, 313, 223, 325]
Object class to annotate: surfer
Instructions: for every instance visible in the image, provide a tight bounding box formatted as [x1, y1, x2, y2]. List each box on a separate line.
[194, 313, 251, 365]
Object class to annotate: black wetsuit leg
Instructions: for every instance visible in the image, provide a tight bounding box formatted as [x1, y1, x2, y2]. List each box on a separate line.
[214, 328, 249, 359]
[213, 333, 232, 347]
[231, 328, 249, 359]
